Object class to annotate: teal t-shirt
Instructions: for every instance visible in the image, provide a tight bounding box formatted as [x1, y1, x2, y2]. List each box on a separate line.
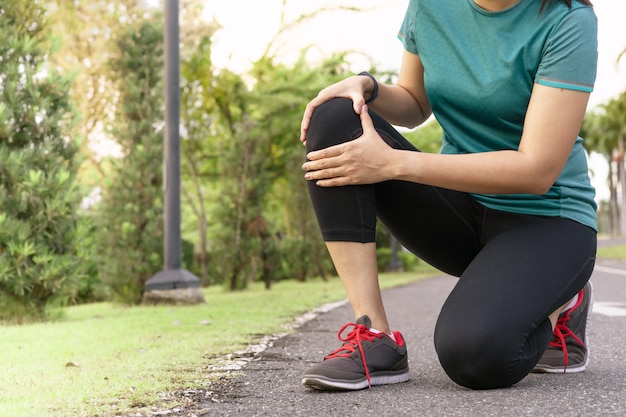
[398, 0, 598, 230]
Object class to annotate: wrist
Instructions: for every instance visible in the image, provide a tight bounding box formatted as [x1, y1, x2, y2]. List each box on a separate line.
[357, 71, 379, 104]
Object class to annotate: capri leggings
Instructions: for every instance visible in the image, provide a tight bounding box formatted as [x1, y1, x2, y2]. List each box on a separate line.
[305, 98, 597, 390]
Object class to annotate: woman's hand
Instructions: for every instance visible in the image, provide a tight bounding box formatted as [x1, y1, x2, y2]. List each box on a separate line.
[300, 75, 374, 145]
[302, 105, 395, 187]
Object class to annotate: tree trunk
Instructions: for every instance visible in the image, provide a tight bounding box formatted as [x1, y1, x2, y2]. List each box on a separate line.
[608, 157, 619, 236]
[181, 150, 209, 285]
[616, 135, 626, 236]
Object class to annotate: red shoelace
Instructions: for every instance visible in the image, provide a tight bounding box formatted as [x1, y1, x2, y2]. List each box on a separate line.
[324, 322, 384, 389]
[550, 289, 586, 372]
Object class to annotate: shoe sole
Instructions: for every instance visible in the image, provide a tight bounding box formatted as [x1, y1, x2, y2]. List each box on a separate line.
[302, 371, 410, 391]
[532, 283, 594, 374]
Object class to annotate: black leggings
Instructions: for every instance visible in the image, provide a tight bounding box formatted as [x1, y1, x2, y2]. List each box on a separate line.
[305, 98, 597, 390]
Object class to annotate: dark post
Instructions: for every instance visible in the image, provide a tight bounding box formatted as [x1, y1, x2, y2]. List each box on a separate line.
[144, 0, 203, 301]
[386, 235, 404, 273]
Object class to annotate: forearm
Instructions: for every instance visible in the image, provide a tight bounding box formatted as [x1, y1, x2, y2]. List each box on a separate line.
[392, 149, 555, 195]
[390, 85, 587, 195]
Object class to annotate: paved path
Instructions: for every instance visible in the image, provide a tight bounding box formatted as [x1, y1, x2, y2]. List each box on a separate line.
[197, 256, 626, 417]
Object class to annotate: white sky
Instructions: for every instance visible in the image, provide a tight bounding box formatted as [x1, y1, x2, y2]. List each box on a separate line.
[202, 0, 625, 202]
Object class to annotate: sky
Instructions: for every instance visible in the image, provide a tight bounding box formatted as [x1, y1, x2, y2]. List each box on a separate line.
[201, 0, 625, 202]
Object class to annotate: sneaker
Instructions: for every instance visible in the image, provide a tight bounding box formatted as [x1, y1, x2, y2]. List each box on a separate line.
[301, 315, 409, 390]
[533, 281, 593, 373]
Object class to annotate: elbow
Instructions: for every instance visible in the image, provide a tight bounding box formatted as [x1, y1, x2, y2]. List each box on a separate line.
[530, 183, 553, 196]
[516, 153, 561, 195]
[400, 111, 432, 130]
[527, 174, 556, 195]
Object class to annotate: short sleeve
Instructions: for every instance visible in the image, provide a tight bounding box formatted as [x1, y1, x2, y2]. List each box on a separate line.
[535, 7, 598, 92]
[398, 0, 419, 54]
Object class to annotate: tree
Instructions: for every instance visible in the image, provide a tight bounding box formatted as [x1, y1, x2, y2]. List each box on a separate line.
[582, 91, 626, 235]
[47, 0, 153, 183]
[180, 36, 223, 286]
[603, 92, 626, 235]
[0, 0, 88, 321]
[178, 30, 352, 289]
[47, 0, 218, 187]
[95, 17, 165, 304]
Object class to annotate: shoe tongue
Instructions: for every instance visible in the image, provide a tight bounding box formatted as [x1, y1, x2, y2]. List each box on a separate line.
[355, 315, 372, 328]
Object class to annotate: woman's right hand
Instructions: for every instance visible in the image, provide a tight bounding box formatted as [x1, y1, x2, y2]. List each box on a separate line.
[299, 75, 374, 145]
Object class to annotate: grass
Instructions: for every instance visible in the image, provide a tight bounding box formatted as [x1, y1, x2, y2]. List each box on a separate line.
[0, 268, 436, 417]
[597, 244, 626, 260]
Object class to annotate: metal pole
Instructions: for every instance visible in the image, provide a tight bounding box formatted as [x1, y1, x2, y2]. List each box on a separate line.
[144, 0, 202, 296]
[164, 0, 181, 270]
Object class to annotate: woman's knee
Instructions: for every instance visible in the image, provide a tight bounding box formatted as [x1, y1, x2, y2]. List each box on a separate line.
[305, 97, 362, 152]
[434, 320, 530, 390]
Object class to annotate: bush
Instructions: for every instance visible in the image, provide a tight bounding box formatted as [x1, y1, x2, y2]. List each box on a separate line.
[95, 17, 165, 304]
[376, 247, 420, 273]
[0, 0, 86, 322]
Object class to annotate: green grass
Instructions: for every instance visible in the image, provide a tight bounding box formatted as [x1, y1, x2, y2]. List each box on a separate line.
[597, 244, 626, 260]
[0, 269, 436, 417]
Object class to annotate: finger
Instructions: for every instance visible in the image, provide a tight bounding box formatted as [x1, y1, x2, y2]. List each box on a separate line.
[313, 176, 350, 188]
[352, 95, 366, 115]
[300, 106, 314, 142]
[304, 166, 337, 181]
[359, 104, 375, 133]
[305, 171, 344, 187]
[305, 143, 343, 162]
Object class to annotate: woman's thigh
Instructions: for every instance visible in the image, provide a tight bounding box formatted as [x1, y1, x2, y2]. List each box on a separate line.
[375, 179, 483, 277]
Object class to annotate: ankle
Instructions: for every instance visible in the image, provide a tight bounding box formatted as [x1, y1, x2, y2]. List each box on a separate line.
[562, 293, 579, 312]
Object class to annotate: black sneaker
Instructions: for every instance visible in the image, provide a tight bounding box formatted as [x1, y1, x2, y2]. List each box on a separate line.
[302, 315, 409, 390]
[533, 281, 593, 373]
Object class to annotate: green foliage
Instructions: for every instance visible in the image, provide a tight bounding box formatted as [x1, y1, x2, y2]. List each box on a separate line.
[376, 247, 421, 273]
[178, 35, 348, 290]
[582, 91, 626, 158]
[94, 17, 165, 304]
[0, 0, 87, 322]
[209, 52, 353, 290]
[582, 90, 626, 235]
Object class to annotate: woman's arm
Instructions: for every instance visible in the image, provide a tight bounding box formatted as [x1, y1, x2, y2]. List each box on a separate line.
[369, 50, 432, 128]
[304, 83, 590, 195]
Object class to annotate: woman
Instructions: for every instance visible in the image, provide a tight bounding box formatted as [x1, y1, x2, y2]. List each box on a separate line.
[300, 0, 597, 390]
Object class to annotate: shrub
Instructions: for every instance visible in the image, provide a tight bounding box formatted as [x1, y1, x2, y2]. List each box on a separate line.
[95, 17, 165, 304]
[0, 0, 86, 322]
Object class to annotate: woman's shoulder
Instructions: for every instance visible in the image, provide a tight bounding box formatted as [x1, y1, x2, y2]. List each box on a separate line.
[543, 0, 596, 22]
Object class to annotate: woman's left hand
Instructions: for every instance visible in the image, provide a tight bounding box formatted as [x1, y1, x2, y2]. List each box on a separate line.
[302, 105, 396, 187]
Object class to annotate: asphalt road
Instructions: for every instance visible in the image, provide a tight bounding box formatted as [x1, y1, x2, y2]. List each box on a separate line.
[194, 245, 626, 417]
